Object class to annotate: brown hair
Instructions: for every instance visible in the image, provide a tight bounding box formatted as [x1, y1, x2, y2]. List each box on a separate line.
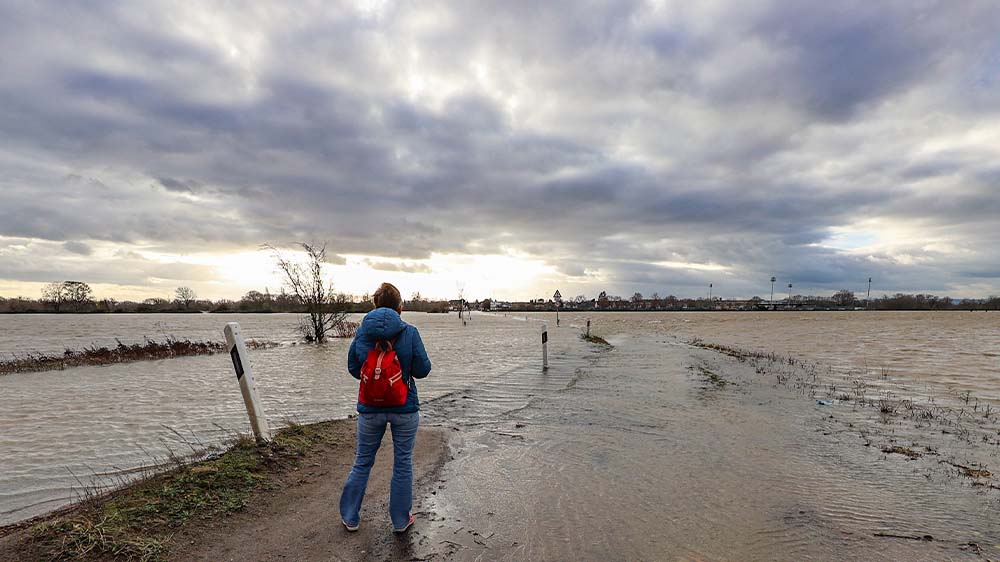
[373, 282, 402, 311]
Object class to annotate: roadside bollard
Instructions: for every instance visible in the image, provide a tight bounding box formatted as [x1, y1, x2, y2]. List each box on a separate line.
[223, 322, 271, 442]
[542, 322, 549, 370]
[586, 318, 591, 338]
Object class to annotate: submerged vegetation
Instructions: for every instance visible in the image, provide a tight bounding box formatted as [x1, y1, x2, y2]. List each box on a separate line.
[692, 364, 729, 388]
[0, 337, 278, 375]
[12, 420, 341, 562]
[269, 242, 352, 343]
[688, 337, 1000, 495]
[580, 333, 612, 346]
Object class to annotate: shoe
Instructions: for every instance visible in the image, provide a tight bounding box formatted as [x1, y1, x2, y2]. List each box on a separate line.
[342, 520, 359, 532]
[393, 515, 415, 533]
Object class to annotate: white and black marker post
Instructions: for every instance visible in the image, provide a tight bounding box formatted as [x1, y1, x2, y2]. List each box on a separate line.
[542, 322, 549, 370]
[223, 322, 271, 442]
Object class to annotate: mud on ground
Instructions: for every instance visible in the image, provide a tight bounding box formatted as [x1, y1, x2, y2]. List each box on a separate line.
[0, 419, 448, 562]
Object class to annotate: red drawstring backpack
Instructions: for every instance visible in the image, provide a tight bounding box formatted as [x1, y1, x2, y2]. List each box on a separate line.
[359, 339, 408, 407]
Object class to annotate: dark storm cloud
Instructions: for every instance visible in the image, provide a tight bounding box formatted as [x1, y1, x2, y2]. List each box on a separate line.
[156, 177, 202, 194]
[62, 241, 93, 256]
[1, 0, 999, 296]
[746, 2, 936, 120]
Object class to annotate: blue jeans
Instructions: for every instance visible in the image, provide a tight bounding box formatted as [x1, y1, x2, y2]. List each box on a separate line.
[339, 411, 419, 529]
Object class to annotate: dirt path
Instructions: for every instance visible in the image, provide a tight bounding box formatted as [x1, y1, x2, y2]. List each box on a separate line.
[168, 427, 449, 562]
[0, 422, 449, 562]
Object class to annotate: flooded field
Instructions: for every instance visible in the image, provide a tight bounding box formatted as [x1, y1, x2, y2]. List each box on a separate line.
[2, 311, 998, 560]
[571, 311, 1000, 402]
[0, 312, 551, 525]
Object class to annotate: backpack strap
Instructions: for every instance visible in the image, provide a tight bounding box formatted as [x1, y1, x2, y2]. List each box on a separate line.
[379, 335, 408, 384]
[370, 333, 402, 350]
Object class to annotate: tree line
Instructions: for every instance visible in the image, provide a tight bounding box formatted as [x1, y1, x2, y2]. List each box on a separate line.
[496, 289, 1000, 311]
[0, 281, 449, 314]
[0, 241, 453, 344]
[3, 281, 998, 315]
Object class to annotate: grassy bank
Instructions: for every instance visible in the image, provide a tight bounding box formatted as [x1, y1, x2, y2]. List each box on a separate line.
[2, 420, 349, 562]
[0, 337, 278, 375]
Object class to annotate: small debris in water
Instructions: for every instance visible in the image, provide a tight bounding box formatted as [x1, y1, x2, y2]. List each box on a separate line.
[873, 532, 934, 541]
[940, 460, 992, 479]
[881, 446, 922, 460]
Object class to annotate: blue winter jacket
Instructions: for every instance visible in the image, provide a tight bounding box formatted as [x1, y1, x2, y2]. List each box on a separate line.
[348, 307, 431, 414]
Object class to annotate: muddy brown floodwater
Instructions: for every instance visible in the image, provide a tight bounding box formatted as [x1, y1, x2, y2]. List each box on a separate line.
[2, 311, 998, 560]
[0, 313, 542, 525]
[410, 316, 1000, 561]
[581, 311, 1000, 402]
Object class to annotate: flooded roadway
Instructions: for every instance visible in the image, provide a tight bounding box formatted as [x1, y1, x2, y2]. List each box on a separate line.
[414, 322, 1000, 561]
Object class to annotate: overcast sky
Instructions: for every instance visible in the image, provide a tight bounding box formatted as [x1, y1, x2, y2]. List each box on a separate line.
[2, 1, 999, 301]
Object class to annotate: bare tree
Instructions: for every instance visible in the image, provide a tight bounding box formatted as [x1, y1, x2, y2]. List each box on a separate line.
[41, 282, 66, 312]
[42, 281, 93, 311]
[62, 281, 93, 307]
[456, 281, 466, 317]
[175, 286, 197, 309]
[269, 242, 351, 343]
[832, 289, 856, 307]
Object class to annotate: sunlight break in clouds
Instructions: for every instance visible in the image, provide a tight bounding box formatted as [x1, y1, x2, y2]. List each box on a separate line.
[1, 1, 1000, 300]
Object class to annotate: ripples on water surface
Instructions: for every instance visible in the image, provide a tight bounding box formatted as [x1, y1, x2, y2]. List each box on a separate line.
[0, 313, 543, 524]
[2, 311, 998, 561]
[575, 311, 1000, 399]
[420, 323, 1000, 561]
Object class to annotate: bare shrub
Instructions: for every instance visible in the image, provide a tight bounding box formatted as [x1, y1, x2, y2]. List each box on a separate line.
[269, 242, 352, 343]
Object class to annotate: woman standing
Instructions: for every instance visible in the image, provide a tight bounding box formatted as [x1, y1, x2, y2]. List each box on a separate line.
[339, 283, 432, 533]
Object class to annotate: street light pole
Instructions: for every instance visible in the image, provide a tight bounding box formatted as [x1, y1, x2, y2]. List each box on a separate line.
[770, 276, 776, 309]
[867, 277, 872, 309]
[787, 283, 793, 306]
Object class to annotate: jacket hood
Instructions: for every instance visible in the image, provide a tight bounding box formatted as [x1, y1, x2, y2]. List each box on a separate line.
[360, 307, 406, 341]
